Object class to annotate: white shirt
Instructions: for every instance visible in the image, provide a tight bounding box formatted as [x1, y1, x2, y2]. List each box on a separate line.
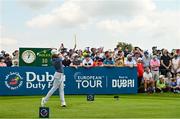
[177, 77, 180, 86]
[143, 72, 153, 80]
[171, 57, 180, 73]
[125, 59, 136, 67]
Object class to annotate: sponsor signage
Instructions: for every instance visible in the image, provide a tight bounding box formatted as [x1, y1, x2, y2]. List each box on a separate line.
[19, 48, 52, 66]
[0, 67, 137, 95]
[39, 107, 49, 118]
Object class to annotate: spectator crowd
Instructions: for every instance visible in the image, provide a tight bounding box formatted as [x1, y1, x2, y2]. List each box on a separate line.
[0, 43, 180, 93]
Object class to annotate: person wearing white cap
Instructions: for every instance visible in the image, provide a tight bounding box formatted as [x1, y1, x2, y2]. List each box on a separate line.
[82, 54, 93, 68]
[41, 49, 66, 107]
[156, 75, 168, 93]
[137, 57, 144, 89]
[51, 49, 59, 55]
[124, 54, 137, 68]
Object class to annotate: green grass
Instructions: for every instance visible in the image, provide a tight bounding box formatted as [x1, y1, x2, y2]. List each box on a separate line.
[0, 93, 180, 118]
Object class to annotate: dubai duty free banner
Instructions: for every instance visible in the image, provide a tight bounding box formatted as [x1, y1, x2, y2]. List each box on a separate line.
[0, 67, 137, 95]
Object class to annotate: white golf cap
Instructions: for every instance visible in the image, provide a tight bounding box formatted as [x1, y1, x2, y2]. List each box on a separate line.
[72, 53, 78, 57]
[159, 75, 164, 79]
[137, 57, 142, 61]
[51, 49, 59, 55]
[127, 54, 132, 58]
[152, 55, 157, 58]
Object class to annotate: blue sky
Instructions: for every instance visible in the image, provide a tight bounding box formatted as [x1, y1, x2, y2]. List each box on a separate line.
[0, 0, 180, 53]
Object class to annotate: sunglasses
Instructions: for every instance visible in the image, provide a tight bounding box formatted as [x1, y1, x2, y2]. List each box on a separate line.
[84, 63, 92, 66]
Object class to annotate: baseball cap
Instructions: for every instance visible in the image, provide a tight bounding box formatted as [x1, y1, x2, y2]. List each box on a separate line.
[159, 75, 164, 79]
[152, 55, 157, 58]
[137, 57, 142, 61]
[51, 49, 59, 55]
[72, 53, 78, 57]
[127, 54, 132, 58]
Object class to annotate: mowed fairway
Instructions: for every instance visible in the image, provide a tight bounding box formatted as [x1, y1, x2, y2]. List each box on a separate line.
[0, 94, 180, 118]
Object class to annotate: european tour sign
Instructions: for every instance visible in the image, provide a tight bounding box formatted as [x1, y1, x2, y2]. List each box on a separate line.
[0, 67, 137, 95]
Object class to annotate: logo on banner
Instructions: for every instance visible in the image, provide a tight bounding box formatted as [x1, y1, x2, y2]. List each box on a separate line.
[74, 72, 104, 89]
[39, 107, 49, 118]
[26, 72, 54, 90]
[5, 72, 23, 90]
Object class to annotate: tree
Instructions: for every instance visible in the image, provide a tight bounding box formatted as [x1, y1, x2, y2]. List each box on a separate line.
[116, 42, 133, 51]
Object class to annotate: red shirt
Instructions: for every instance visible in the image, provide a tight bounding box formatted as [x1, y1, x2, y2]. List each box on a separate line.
[137, 63, 144, 77]
[93, 61, 103, 67]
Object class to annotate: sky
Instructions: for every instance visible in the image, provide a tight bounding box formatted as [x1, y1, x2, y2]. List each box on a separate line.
[0, 0, 180, 53]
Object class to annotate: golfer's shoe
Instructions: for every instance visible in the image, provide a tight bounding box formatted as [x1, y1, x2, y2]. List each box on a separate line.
[41, 97, 46, 107]
[61, 105, 66, 107]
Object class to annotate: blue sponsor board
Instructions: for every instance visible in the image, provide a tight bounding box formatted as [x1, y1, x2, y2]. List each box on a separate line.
[0, 67, 137, 95]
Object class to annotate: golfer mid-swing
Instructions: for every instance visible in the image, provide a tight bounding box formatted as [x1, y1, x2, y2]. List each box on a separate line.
[41, 49, 66, 107]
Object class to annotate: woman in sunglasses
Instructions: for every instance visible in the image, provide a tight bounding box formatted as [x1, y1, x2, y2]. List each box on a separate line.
[82, 54, 93, 68]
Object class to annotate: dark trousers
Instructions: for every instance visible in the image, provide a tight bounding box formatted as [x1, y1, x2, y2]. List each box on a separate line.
[160, 68, 170, 77]
[138, 76, 143, 88]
